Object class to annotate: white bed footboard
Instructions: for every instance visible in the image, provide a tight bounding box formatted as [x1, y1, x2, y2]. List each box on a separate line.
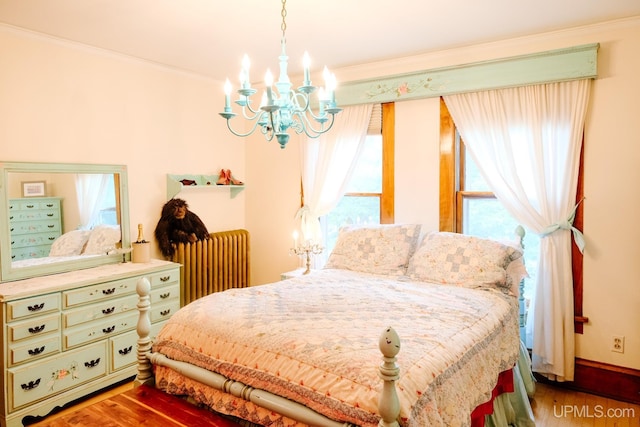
[134, 276, 403, 427]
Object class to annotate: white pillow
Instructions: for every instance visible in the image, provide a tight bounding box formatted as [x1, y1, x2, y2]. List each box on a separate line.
[49, 230, 91, 257]
[325, 224, 421, 276]
[83, 225, 122, 255]
[406, 232, 523, 291]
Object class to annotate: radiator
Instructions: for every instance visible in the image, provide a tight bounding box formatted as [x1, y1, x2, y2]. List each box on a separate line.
[171, 229, 250, 306]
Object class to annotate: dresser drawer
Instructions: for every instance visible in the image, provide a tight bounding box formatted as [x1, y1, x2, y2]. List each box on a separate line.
[6, 293, 60, 322]
[10, 199, 61, 211]
[9, 334, 61, 367]
[10, 219, 61, 235]
[150, 299, 180, 323]
[10, 231, 60, 249]
[10, 245, 52, 260]
[8, 341, 107, 411]
[109, 320, 169, 373]
[63, 277, 137, 308]
[150, 283, 180, 305]
[150, 269, 180, 287]
[63, 294, 138, 328]
[110, 330, 137, 372]
[8, 313, 60, 343]
[63, 311, 138, 349]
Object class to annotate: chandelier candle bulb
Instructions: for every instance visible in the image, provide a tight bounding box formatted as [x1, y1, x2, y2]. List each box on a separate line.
[223, 79, 232, 111]
[303, 52, 311, 86]
[265, 70, 274, 106]
[241, 54, 251, 89]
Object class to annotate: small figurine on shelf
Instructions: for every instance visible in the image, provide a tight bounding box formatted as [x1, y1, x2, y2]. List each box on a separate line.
[216, 169, 243, 186]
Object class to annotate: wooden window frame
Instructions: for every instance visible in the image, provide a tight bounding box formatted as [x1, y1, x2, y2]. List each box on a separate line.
[341, 102, 395, 224]
[438, 97, 585, 332]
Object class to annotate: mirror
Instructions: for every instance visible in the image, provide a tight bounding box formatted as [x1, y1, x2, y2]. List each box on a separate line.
[0, 161, 131, 282]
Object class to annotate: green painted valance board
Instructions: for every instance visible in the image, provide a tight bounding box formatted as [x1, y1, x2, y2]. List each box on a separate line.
[336, 43, 599, 106]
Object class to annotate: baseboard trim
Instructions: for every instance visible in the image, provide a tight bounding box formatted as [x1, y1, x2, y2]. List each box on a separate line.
[536, 358, 640, 404]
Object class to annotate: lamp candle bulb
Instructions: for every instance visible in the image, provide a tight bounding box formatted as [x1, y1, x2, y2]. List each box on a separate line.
[293, 230, 299, 248]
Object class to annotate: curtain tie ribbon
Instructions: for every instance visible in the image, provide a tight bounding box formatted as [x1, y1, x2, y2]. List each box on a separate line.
[541, 199, 585, 253]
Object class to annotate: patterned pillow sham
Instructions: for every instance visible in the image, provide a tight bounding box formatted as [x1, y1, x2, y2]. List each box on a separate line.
[406, 232, 522, 290]
[49, 229, 91, 257]
[83, 224, 121, 255]
[325, 224, 421, 276]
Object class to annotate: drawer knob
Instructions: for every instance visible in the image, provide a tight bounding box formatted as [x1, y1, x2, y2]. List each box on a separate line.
[102, 288, 116, 295]
[160, 309, 171, 317]
[84, 358, 101, 368]
[21, 379, 41, 390]
[160, 276, 170, 282]
[159, 292, 171, 299]
[102, 307, 115, 315]
[28, 346, 45, 356]
[102, 325, 115, 334]
[119, 346, 133, 355]
[27, 303, 45, 312]
[28, 324, 45, 334]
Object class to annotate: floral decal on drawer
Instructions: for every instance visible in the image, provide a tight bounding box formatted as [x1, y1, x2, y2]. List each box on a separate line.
[47, 362, 79, 391]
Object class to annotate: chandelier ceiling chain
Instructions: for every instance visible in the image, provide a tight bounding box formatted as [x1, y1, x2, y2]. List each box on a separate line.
[219, 0, 342, 149]
[280, 0, 287, 41]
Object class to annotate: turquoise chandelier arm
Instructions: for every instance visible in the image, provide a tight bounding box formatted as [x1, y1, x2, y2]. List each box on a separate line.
[221, 113, 273, 140]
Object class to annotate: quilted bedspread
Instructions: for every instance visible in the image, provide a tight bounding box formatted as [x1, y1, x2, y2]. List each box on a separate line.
[152, 269, 520, 426]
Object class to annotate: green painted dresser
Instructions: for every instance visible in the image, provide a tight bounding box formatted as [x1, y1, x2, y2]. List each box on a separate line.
[0, 259, 180, 427]
[9, 197, 62, 261]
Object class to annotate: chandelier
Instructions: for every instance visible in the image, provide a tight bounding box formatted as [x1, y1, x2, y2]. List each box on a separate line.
[219, 0, 342, 149]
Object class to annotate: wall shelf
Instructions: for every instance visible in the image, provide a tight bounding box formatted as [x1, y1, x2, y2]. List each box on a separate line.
[166, 174, 244, 200]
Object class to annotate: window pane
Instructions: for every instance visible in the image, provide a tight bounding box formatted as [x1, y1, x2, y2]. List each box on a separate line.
[346, 134, 382, 193]
[324, 196, 380, 252]
[462, 197, 539, 304]
[464, 146, 491, 192]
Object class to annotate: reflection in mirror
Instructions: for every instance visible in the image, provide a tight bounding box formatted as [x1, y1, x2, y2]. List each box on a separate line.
[0, 162, 130, 283]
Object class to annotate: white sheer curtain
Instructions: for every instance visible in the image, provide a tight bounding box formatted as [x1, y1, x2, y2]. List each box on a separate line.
[297, 104, 374, 247]
[75, 173, 111, 230]
[444, 79, 590, 381]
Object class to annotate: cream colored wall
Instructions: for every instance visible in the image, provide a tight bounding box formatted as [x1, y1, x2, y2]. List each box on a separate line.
[246, 17, 640, 371]
[0, 26, 246, 259]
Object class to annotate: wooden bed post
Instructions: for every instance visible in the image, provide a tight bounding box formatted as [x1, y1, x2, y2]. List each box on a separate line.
[134, 276, 154, 386]
[378, 327, 401, 427]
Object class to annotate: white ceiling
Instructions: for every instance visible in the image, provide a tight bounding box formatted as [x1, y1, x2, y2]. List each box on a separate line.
[1, 0, 639, 83]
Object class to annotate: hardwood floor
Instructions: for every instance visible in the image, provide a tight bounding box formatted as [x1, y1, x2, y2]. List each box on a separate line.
[27, 380, 640, 426]
[531, 383, 640, 426]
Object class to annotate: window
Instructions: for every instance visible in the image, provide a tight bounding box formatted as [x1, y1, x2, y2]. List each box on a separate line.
[439, 97, 585, 333]
[323, 103, 394, 253]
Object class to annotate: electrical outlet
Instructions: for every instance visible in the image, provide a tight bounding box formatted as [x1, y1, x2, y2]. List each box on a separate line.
[612, 335, 625, 353]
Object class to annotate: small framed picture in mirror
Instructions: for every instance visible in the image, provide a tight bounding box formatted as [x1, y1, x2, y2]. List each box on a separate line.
[22, 181, 46, 197]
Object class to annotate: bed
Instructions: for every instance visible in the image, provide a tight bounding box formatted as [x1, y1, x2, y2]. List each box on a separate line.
[135, 225, 536, 426]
